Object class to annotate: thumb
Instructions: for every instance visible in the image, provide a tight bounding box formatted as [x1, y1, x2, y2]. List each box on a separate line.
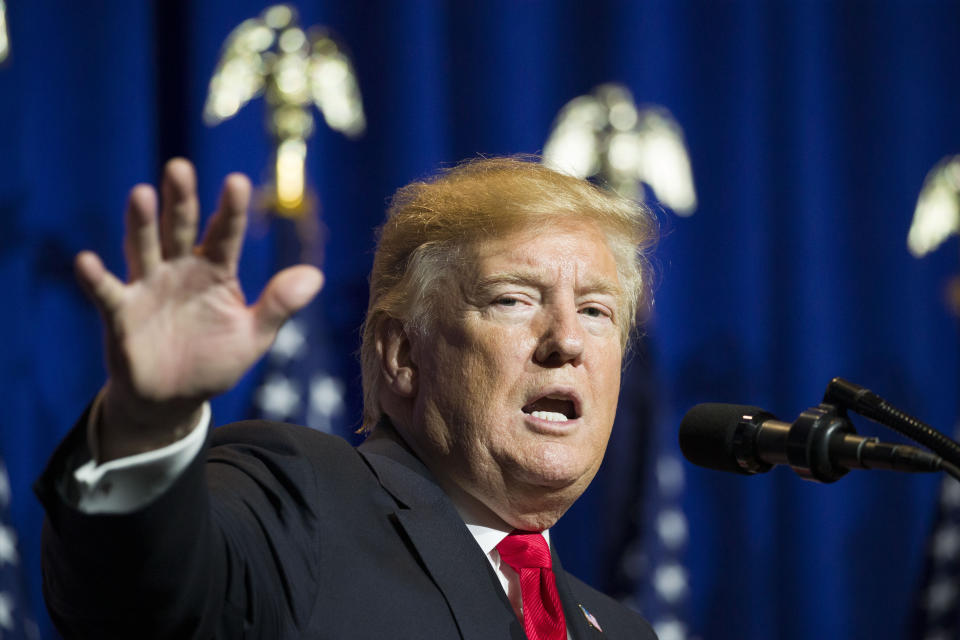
[252, 265, 324, 338]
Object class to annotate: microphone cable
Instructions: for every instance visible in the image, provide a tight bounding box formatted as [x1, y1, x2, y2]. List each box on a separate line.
[823, 377, 960, 477]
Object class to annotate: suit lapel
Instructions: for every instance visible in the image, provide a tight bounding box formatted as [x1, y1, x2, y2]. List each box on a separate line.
[552, 546, 604, 639]
[359, 431, 525, 640]
[391, 509, 525, 640]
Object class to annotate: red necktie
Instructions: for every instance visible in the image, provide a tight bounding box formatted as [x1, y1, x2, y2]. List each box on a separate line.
[496, 530, 566, 640]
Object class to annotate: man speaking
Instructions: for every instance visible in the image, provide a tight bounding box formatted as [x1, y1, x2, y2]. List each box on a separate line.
[36, 156, 659, 639]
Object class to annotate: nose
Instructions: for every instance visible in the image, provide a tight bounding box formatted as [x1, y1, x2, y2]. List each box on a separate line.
[533, 303, 585, 366]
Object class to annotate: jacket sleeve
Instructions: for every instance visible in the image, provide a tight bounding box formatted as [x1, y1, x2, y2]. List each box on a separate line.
[35, 413, 328, 639]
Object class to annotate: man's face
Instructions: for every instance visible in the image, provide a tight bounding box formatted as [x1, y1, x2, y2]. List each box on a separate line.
[406, 220, 625, 530]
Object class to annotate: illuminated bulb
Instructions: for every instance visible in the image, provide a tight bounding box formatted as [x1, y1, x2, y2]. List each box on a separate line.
[279, 28, 306, 53]
[264, 5, 293, 30]
[637, 132, 697, 215]
[212, 93, 240, 120]
[277, 65, 308, 98]
[247, 25, 275, 52]
[276, 139, 307, 212]
[908, 157, 960, 258]
[609, 101, 638, 131]
[908, 184, 958, 257]
[233, 20, 273, 53]
[608, 132, 641, 172]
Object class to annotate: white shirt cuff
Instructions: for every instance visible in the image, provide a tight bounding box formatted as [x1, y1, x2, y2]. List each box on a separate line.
[72, 400, 210, 514]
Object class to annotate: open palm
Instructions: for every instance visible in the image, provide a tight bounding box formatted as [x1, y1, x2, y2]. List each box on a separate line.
[76, 159, 322, 459]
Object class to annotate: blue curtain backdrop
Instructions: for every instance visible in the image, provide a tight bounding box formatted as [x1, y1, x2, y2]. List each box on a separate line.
[3, 1, 960, 638]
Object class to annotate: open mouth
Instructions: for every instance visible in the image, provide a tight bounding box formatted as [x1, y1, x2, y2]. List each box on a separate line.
[522, 393, 580, 423]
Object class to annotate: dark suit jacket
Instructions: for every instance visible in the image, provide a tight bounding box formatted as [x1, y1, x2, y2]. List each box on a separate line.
[36, 416, 657, 639]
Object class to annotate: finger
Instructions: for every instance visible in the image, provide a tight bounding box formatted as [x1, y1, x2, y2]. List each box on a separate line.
[75, 251, 125, 316]
[159, 158, 199, 259]
[123, 185, 161, 281]
[200, 173, 251, 268]
[252, 266, 324, 339]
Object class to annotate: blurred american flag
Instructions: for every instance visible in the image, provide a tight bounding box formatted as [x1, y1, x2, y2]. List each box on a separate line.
[912, 438, 960, 640]
[249, 218, 351, 438]
[0, 460, 38, 640]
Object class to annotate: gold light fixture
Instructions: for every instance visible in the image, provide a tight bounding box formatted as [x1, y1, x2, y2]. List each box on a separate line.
[205, 4, 365, 218]
[908, 156, 960, 258]
[543, 83, 697, 216]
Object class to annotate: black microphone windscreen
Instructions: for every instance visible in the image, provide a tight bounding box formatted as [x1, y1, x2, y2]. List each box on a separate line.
[679, 403, 772, 474]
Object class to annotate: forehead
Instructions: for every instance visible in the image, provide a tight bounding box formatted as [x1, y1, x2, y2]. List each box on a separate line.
[465, 220, 621, 289]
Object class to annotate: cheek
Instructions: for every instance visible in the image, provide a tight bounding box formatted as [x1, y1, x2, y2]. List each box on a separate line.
[604, 367, 621, 406]
[426, 339, 500, 420]
[592, 346, 623, 425]
[463, 327, 525, 378]
[596, 343, 623, 386]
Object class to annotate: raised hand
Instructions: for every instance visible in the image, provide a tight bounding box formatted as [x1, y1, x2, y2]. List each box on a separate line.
[75, 159, 323, 461]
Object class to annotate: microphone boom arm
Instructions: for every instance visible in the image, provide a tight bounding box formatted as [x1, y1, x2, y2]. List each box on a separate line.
[824, 378, 960, 478]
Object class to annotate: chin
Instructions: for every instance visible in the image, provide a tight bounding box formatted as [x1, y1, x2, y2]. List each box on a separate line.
[510, 444, 597, 489]
[498, 483, 585, 531]
[516, 465, 584, 490]
[507, 510, 567, 533]
[503, 462, 595, 520]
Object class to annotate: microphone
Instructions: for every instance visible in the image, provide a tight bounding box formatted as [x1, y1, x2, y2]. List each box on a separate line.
[679, 403, 944, 483]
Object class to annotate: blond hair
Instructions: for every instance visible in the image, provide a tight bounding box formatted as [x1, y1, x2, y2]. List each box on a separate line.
[360, 156, 657, 431]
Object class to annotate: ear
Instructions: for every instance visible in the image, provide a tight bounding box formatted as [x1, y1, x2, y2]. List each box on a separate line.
[376, 317, 417, 398]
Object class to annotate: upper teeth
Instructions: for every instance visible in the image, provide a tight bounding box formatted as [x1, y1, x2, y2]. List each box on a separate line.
[531, 410, 568, 422]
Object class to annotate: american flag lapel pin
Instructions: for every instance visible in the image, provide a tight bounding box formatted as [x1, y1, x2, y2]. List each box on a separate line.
[578, 604, 603, 632]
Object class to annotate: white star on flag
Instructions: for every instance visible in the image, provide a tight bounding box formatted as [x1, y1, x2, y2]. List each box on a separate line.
[270, 319, 307, 363]
[656, 455, 685, 497]
[932, 526, 960, 561]
[656, 509, 688, 550]
[0, 526, 18, 566]
[307, 374, 345, 433]
[653, 563, 689, 604]
[925, 578, 958, 613]
[255, 374, 301, 420]
[653, 617, 688, 640]
[941, 477, 960, 508]
[0, 592, 14, 630]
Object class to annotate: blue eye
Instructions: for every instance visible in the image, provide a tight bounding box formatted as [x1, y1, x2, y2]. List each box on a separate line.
[496, 297, 518, 306]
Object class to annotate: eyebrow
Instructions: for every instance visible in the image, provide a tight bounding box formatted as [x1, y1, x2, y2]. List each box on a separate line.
[474, 271, 623, 298]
